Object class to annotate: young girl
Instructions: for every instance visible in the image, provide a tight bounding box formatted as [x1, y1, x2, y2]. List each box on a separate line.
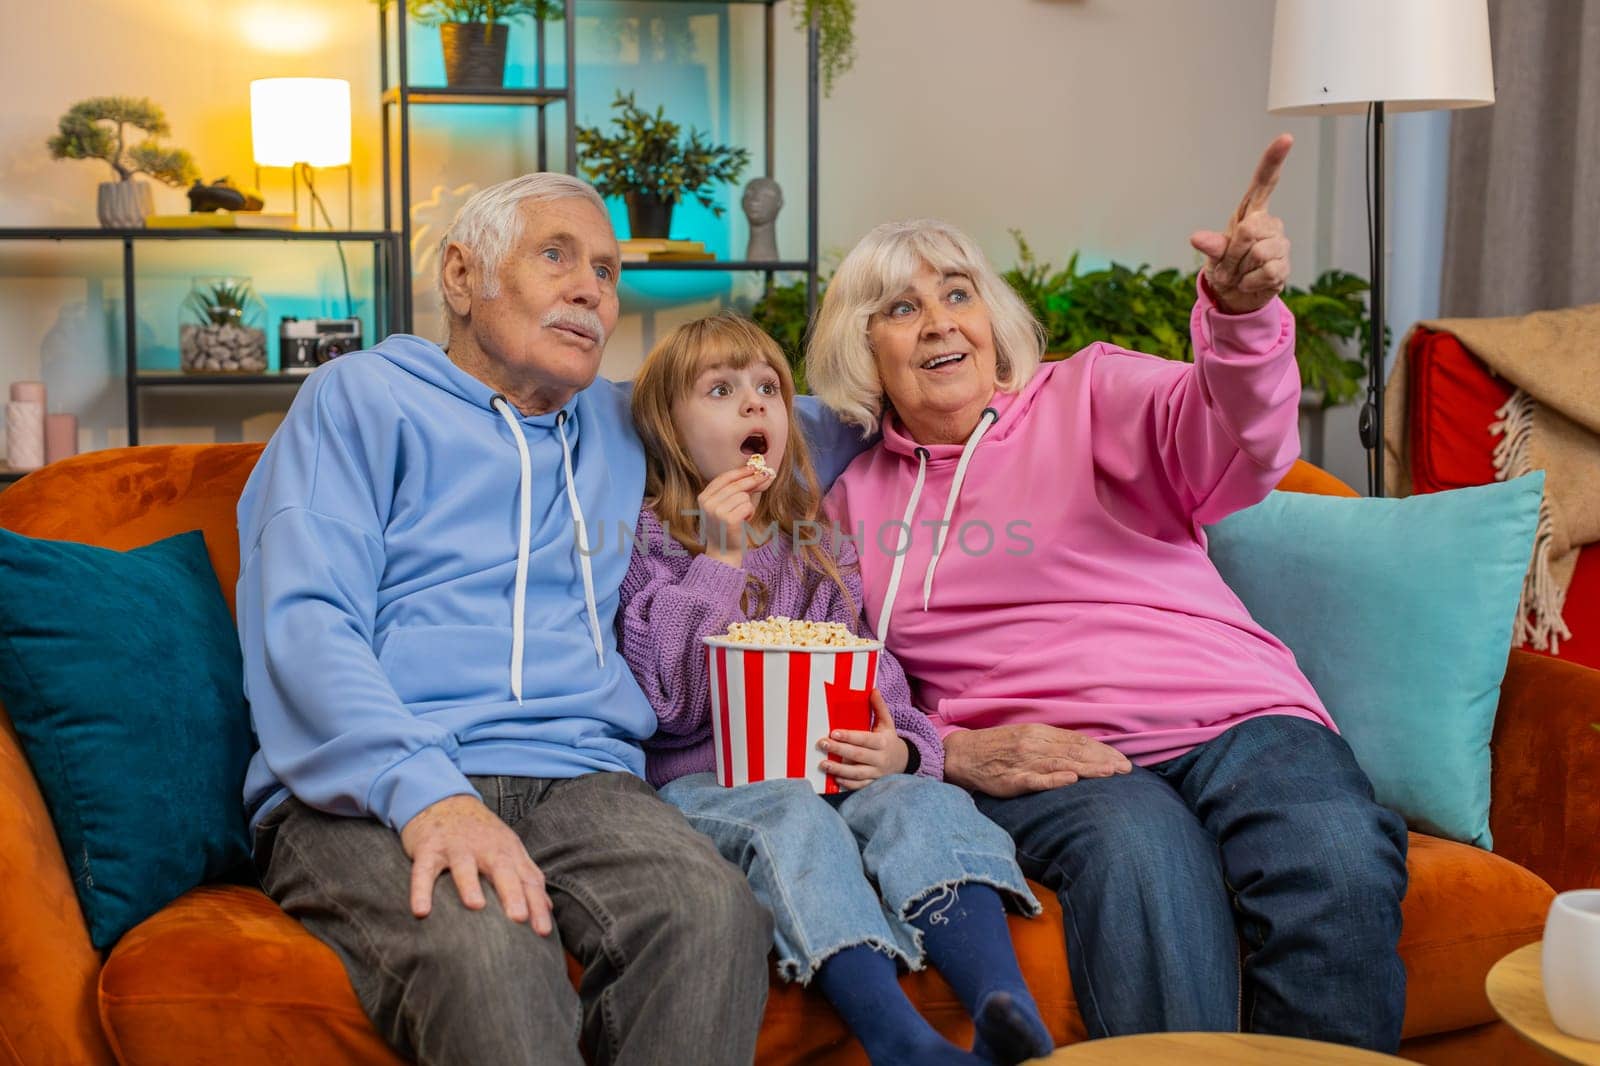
[619, 312, 1055, 1066]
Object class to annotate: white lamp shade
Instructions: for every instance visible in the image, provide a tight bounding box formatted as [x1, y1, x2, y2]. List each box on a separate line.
[1268, 0, 1495, 115]
[251, 78, 352, 167]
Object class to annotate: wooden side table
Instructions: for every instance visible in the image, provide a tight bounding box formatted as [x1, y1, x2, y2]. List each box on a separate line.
[1486, 942, 1600, 1065]
[1040, 1032, 1405, 1063]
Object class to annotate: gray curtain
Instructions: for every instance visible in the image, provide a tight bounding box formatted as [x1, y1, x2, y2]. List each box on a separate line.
[1440, 0, 1600, 318]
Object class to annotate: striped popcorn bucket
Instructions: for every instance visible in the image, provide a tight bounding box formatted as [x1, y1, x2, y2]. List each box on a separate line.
[704, 637, 882, 793]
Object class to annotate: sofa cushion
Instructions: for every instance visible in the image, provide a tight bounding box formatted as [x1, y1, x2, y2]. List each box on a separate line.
[0, 527, 254, 951]
[99, 885, 403, 1065]
[1405, 329, 1600, 673]
[99, 839, 1546, 1062]
[1407, 328, 1514, 495]
[1396, 834, 1551, 1038]
[1206, 477, 1544, 849]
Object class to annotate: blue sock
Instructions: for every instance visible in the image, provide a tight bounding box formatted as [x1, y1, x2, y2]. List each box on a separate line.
[812, 943, 986, 1065]
[908, 883, 1054, 1065]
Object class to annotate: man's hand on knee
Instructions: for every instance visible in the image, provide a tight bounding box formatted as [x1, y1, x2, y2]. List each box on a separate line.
[400, 794, 554, 935]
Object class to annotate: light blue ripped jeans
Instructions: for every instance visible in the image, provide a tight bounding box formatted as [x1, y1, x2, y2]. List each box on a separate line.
[659, 772, 1040, 983]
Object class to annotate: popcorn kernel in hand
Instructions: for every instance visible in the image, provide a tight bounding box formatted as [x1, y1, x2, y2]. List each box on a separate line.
[746, 453, 775, 481]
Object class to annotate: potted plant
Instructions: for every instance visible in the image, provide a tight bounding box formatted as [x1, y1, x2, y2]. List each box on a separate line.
[396, 0, 562, 88]
[795, 0, 857, 96]
[576, 92, 750, 240]
[46, 97, 198, 229]
[179, 277, 267, 374]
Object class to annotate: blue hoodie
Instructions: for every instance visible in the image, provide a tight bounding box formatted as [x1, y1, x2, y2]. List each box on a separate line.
[239, 334, 868, 832]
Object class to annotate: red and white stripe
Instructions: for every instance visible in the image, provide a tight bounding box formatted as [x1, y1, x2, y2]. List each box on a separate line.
[706, 644, 879, 793]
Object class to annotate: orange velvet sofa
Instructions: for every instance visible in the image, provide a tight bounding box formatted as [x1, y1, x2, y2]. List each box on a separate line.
[2, 444, 1597, 1066]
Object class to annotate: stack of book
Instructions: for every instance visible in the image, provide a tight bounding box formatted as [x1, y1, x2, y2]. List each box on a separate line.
[619, 239, 715, 263]
[145, 213, 298, 230]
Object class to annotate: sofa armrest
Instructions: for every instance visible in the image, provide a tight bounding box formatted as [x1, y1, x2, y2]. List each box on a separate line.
[1488, 651, 1600, 892]
[0, 703, 115, 1066]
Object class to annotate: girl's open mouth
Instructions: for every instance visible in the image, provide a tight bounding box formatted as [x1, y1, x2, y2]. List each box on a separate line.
[740, 432, 768, 456]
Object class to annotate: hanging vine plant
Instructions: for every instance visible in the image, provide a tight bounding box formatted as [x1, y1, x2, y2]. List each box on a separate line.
[796, 0, 856, 96]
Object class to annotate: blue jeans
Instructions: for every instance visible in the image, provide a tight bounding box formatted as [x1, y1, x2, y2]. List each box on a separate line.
[975, 714, 1408, 1052]
[661, 772, 1040, 983]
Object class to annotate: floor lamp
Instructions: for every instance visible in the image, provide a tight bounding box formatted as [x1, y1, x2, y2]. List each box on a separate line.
[1267, 0, 1494, 497]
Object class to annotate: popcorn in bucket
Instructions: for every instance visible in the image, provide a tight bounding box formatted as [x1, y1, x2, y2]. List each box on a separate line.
[705, 618, 881, 793]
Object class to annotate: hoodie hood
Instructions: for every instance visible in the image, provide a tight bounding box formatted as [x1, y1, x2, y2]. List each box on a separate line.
[375, 333, 575, 425]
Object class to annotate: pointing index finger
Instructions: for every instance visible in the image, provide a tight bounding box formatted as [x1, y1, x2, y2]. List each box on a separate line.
[1235, 133, 1294, 220]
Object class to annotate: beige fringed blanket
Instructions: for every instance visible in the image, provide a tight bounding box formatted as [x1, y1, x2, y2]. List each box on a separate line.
[1384, 304, 1600, 653]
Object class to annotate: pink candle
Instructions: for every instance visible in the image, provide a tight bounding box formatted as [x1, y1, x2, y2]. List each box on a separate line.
[9, 381, 45, 405]
[45, 413, 78, 464]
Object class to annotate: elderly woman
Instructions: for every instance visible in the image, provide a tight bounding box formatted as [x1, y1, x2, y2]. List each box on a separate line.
[807, 136, 1408, 1052]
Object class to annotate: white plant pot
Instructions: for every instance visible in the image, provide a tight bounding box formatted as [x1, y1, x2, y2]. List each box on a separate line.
[97, 180, 153, 229]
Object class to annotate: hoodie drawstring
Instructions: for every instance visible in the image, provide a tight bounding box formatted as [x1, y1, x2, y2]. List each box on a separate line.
[876, 407, 999, 642]
[491, 396, 534, 702]
[921, 408, 998, 609]
[491, 397, 606, 705]
[875, 446, 928, 643]
[556, 411, 606, 670]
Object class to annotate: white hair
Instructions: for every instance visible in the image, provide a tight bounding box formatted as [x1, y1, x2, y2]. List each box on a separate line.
[438, 172, 609, 303]
[806, 219, 1045, 435]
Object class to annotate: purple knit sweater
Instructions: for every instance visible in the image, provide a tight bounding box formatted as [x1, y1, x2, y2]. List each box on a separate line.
[617, 506, 944, 788]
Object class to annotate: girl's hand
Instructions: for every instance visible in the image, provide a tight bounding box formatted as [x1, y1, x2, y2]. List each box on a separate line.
[817, 690, 910, 789]
[698, 467, 767, 568]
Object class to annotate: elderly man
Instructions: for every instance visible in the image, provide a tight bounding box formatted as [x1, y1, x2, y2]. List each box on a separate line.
[237, 173, 776, 1065]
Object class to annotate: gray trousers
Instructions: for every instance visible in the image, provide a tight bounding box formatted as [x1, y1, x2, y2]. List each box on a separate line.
[254, 771, 773, 1066]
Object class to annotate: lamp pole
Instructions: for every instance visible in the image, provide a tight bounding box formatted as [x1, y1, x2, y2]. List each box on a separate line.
[1361, 101, 1386, 499]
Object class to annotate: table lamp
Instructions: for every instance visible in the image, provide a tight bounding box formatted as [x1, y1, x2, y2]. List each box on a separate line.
[250, 77, 353, 230]
[1268, 0, 1494, 496]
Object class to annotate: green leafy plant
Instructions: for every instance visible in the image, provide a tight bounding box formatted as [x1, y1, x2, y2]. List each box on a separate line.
[796, 0, 857, 96]
[389, 0, 560, 26]
[749, 275, 827, 392]
[1003, 231, 1375, 409]
[576, 92, 750, 215]
[183, 280, 254, 327]
[46, 97, 197, 186]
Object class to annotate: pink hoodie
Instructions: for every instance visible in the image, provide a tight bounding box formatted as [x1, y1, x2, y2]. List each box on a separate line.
[824, 287, 1334, 766]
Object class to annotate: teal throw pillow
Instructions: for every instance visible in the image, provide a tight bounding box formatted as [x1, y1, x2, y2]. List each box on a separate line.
[1205, 475, 1543, 850]
[0, 528, 253, 950]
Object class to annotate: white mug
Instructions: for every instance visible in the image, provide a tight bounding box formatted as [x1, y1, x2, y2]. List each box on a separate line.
[1544, 889, 1600, 1041]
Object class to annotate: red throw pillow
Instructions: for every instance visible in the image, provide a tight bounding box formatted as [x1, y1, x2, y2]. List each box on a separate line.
[1407, 328, 1514, 494]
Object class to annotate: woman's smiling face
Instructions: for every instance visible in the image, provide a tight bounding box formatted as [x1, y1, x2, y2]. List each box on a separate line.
[867, 262, 998, 444]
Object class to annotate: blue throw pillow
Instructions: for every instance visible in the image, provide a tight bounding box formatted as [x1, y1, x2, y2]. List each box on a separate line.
[1205, 475, 1543, 850]
[0, 528, 253, 949]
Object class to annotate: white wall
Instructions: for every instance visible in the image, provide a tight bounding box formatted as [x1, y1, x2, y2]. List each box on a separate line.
[0, 0, 1422, 490]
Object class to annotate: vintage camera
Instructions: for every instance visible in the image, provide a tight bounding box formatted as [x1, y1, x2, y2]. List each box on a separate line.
[280, 317, 363, 374]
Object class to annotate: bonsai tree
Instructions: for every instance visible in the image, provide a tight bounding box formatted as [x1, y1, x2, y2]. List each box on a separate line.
[576, 91, 750, 237]
[46, 97, 197, 187]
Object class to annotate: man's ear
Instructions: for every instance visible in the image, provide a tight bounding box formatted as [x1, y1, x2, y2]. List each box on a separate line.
[440, 241, 474, 319]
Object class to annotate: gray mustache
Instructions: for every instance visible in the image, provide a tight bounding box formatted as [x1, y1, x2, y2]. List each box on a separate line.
[542, 308, 606, 344]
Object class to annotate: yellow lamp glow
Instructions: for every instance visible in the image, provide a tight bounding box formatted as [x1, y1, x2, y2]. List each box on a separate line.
[250, 78, 351, 167]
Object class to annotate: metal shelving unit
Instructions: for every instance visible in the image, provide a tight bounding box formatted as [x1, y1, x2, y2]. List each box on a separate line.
[0, 227, 403, 465]
[379, 0, 821, 331]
